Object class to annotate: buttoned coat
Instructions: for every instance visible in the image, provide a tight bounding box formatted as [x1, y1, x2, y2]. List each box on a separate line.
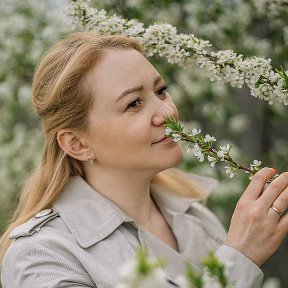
[1, 174, 263, 288]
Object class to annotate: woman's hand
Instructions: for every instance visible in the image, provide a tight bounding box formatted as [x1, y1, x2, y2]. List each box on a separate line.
[224, 167, 288, 266]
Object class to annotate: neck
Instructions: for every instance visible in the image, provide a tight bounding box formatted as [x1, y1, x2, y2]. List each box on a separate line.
[84, 166, 159, 227]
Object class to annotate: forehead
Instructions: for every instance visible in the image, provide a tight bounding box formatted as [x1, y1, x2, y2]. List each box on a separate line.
[86, 48, 159, 101]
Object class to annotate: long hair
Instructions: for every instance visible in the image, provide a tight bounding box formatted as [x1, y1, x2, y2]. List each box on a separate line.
[0, 32, 204, 263]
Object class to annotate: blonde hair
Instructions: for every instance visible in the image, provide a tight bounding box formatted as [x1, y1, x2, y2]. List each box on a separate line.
[0, 32, 204, 263]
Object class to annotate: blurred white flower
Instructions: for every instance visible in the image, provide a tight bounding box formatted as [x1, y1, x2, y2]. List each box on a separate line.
[262, 277, 281, 288]
[115, 258, 166, 288]
[224, 166, 236, 178]
[229, 114, 249, 133]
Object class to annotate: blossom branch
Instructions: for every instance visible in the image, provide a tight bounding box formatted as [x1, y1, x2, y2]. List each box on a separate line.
[67, 0, 288, 105]
[164, 116, 273, 179]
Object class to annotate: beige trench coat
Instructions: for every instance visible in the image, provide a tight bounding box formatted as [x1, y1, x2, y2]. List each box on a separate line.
[1, 174, 263, 288]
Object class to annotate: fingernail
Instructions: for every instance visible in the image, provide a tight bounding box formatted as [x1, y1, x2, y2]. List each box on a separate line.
[270, 168, 277, 173]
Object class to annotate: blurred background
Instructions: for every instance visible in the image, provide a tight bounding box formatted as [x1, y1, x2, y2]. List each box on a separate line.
[0, 0, 287, 287]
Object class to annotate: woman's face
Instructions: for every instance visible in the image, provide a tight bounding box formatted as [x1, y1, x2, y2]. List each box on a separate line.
[85, 48, 183, 173]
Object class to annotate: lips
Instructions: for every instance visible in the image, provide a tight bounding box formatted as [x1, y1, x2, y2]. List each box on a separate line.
[152, 137, 173, 144]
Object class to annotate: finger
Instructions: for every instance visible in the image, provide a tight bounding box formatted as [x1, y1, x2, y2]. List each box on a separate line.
[267, 205, 283, 222]
[241, 167, 277, 200]
[259, 172, 288, 208]
[269, 184, 288, 217]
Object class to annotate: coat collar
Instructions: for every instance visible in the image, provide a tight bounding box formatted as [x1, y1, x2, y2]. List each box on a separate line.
[53, 174, 218, 249]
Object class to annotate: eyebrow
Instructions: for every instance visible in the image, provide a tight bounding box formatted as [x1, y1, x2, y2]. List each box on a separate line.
[116, 75, 163, 102]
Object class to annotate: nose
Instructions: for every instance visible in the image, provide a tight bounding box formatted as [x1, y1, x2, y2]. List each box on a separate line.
[151, 100, 177, 127]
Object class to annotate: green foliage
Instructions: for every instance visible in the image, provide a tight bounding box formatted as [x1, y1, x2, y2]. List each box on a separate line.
[136, 248, 165, 275]
[164, 116, 184, 132]
[276, 66, 288, 88]
[182, 253, 233, 287]
[132, 249, 232, 287]
[0, 0, 69, 235]
[83, 1, 287, 284]
[202, 253, 227, 286]
[185, 262, 203, 288]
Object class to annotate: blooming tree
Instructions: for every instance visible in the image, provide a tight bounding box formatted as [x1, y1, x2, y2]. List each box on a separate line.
[0, 0, 286, 286]
[0, 0, 68, 231]
[164, 116, 266, 179]
[67, 0, 288, 105]
[66, 1, 287, 286]
[67, 0, 288, 190]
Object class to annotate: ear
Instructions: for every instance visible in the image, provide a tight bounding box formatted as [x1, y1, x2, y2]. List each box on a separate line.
[57, 129, 90, 162]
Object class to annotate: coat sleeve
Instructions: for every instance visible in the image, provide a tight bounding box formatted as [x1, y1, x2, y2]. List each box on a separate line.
[1, 241, 96, 288]
[215, 245, 264, 288]
[190, 202, 264, 288]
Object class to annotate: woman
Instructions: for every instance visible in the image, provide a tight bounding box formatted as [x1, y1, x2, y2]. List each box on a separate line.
[1, 32, 288, 288]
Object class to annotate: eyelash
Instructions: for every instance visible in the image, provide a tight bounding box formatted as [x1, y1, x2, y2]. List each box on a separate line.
[125, 86, 168, 111]
[155, 86, 167, 98]
[125, 98, 143, 111]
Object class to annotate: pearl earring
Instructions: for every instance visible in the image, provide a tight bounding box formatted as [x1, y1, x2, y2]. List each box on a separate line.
[88, 155, 95, 166]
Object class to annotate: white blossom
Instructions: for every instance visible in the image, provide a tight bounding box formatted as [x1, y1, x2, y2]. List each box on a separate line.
[229, 114, 249, 133]
[202, 269, 223, 288]
[164, 117, 273, 181]
[207, 155, 218, 167]
[192, 143, 205, 162]
[217, 144, 231, 160]
[0, 0, 68, 196]
[164, 127, 173, 136]
[67, 0, 288, 106]
[115, 257, 166, 288]
[172, 133, 181, 142]
[189, 128, 202, 136]
[174, 274, 189, 288]
[252, 159, 262, 166]
[204, 134, 216, 143]
[225, 166, 236, 178]
[249, 159, 262, 172]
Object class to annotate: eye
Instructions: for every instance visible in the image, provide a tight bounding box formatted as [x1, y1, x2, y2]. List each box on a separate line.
[155, 86, 167, 99]
[125, 98, 143, 111]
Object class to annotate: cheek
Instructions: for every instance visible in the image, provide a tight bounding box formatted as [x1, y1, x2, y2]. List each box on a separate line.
[90, 117, 150, 152]
[116, 122, 151, 149]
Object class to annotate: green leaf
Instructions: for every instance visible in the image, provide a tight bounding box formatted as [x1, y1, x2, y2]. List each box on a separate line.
[185, 262, 203, 288]
[201, 253, 227, 286]
[136, 248, 165, 275]
[276, 66, 288, 87]
[164, 116, 184, 132]
[137, 248, 152, 275]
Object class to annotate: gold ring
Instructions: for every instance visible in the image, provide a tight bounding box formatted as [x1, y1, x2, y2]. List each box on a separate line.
[271, 206, 282, 217]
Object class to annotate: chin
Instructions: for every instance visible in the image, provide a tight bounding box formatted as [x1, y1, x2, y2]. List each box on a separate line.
[169, 149, 183, 167]
[156, 144, 183, 170]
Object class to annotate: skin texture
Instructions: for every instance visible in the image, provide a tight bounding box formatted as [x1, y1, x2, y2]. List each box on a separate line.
[57, 48, 183, 250]
[225, 168, 288, 266]
[57, 48, 288, 262]
[84, 48, 183, 174]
